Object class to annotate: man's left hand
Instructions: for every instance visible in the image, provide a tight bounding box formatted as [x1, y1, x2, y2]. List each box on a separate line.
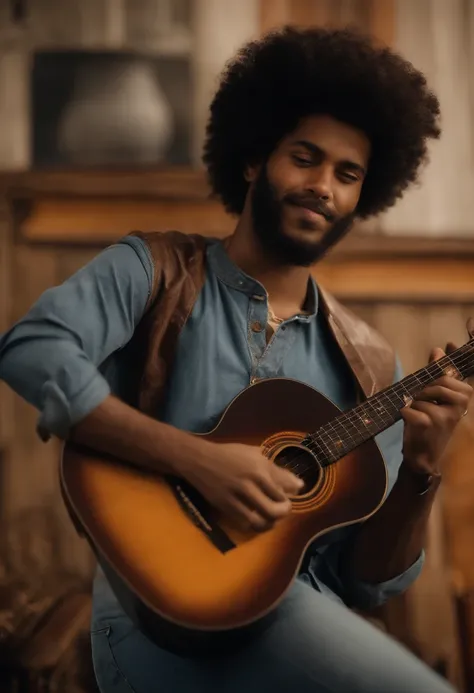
[400, 343, 473, 475]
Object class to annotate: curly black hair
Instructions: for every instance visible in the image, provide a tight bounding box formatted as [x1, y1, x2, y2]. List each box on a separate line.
[203, 26, 441, 219]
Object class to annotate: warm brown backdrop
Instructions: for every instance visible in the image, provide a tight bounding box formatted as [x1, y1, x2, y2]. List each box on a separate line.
[1, 168, 474, 690]
[1, 0, 474, 690]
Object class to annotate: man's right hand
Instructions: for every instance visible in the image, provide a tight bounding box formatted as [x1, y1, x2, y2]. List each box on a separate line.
[178, 441, 304, 532]
[70, 397, 302, 533]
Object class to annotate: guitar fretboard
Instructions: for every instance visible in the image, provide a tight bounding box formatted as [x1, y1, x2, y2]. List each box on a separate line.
[305, 341, 474, 465]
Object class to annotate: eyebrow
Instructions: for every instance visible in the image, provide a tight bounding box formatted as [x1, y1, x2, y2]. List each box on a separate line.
[292, 139, 367, 177]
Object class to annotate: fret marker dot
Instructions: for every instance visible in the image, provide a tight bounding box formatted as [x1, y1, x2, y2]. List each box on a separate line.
[363, 418, 371, 425]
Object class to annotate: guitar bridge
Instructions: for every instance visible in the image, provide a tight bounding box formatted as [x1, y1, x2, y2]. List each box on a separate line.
[166, 476, 236, 554]
[174, 483, 213, 533]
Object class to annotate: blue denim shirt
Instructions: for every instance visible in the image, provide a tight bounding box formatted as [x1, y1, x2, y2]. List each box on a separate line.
[0, 235, 423, 615]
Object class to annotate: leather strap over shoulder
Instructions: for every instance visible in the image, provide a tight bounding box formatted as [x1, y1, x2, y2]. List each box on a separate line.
[128, 230, 208, 310]
[319, 286, 396, 398]
[125, 230, 208, 416]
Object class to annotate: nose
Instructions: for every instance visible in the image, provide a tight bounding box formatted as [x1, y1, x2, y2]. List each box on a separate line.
[305, 165, 333, 202]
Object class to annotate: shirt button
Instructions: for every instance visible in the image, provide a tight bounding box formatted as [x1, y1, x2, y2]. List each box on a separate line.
[251, 321, 264, 333]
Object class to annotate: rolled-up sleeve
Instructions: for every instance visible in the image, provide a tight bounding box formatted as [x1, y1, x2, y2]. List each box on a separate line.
[0, 235, 152, 440]
[317, 355, 425, 610]
[341, 549, 424, 611]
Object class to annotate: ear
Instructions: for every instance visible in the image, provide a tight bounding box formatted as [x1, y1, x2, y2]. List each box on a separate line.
[244, 162, 261, 183]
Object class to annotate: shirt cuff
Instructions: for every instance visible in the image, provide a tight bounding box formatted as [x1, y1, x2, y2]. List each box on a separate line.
[36, 374, 111, 441]
[343, 550, 425, 610]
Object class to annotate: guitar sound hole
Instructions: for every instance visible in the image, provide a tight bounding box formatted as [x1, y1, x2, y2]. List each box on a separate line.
[273, 445, 321, 495]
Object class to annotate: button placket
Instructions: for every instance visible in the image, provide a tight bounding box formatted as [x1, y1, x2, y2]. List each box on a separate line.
[253, 318, 299, 383]
[248, 296, 268, 381]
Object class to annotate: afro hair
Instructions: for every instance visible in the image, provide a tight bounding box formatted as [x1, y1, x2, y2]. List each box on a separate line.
[203, 26, 441, 219]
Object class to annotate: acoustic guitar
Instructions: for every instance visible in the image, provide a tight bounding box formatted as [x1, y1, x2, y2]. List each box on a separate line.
[60, 328, 474, 656]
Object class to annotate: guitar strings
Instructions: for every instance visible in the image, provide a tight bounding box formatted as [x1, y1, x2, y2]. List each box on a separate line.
[271, 346, 474, 480]
[311, 347, 474, 446]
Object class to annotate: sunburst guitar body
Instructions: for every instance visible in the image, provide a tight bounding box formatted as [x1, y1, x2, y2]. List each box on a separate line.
[60, 335, 474, 655]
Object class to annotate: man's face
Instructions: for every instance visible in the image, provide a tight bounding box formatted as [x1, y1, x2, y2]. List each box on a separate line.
[249, 114, 371, 266]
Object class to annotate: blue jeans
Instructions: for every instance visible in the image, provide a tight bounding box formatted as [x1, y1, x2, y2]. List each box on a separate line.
[91, 576, 455, 693]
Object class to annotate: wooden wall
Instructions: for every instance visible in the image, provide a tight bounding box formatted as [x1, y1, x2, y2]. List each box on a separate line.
[0, 240, 97, 580]
[259, 0, 395, 45]
[0, 1, 473, 689]
[1, 169, 474, 690]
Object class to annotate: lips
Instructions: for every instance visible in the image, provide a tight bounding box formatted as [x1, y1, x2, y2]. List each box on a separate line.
[287, 198, 333, 222]
[299, 205, 327, 220]
[296, 206, 328, 227]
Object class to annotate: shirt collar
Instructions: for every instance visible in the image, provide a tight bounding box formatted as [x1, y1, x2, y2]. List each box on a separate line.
[206, 239, 319, 319]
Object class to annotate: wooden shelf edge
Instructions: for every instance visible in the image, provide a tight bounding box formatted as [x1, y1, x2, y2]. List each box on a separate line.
[0, 167, 212, 201]
[314, 258, 474, 304]
[1, 170, 474, 258]
[331, 233, 474, 260]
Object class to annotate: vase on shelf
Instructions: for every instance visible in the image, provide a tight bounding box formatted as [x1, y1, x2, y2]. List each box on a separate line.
[57, 52, 174, 166]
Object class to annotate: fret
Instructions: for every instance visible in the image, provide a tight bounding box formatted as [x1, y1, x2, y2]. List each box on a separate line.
[444, 354, 462, 378]
[380, 391, 402, 413]
[407, 372, 425, 393]
[328, 414, 363, 443]
[311, 433, 335, 464]
[396, 380, 414, 406]
[355, 399, 392, 434]
[330, 415, 369, 448]
[454, 347, 474, 378]
[368, 399, 394, 424]
[309, 340, 474, 464]
[305, 437, 329, 464]
[315, 435, 337, 464]
[430, 361, 445, 379]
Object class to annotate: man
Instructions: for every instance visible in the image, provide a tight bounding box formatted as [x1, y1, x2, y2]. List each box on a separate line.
[0, 26, 471, 693]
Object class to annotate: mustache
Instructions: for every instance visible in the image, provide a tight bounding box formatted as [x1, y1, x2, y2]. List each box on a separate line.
[284, 194, 335, 222]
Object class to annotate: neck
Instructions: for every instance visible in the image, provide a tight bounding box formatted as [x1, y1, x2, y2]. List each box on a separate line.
[226, 216, 311, 315]
[304, 341, 474, 467]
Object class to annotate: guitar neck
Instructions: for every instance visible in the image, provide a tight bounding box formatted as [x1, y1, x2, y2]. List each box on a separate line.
[308, 341, 474, 465]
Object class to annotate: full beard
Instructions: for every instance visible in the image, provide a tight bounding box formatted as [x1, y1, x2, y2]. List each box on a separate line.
[251, 164, 355, 267]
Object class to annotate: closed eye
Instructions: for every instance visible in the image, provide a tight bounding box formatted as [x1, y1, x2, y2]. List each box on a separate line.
[292, 154, 312, 167]
[339, 170, 360, 183]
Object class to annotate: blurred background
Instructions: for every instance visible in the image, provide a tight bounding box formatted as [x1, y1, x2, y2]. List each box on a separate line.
[0, 0, 474, 691]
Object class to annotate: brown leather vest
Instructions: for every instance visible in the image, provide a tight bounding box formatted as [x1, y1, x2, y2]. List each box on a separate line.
[126, 230, 395, 417]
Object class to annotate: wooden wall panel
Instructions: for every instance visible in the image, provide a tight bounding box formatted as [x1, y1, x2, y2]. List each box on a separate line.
[9, 195, 474, 301]
[259, 0, 290, 32]
[259, 0, 395, 45]
[351, 302, 469, 690]
[18, 197, 234, 243]
[2, 243, 97, 579]
[1, 168, 473, 682]
[0, 207, 13, 452]
[4, 246, 58, 518]
[369, 0, 395, 46]
[3, 241, 474, 583]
